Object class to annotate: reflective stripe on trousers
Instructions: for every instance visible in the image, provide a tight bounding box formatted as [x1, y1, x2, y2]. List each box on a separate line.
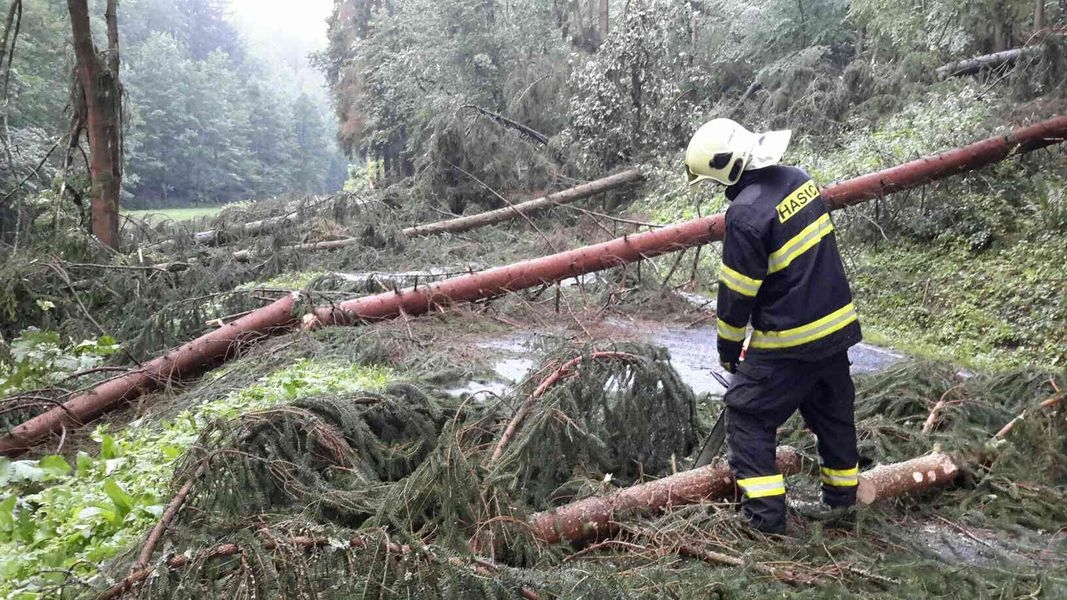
[737, 473, 786, 499]
[821, 464, 859, 487]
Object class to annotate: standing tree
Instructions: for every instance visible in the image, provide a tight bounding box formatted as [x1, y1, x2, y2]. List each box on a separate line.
[290, 93, 330, 195]
[68, 0, 122, 249]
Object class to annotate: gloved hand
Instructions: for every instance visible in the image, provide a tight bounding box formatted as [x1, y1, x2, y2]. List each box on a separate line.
[719, 359, 737, 374]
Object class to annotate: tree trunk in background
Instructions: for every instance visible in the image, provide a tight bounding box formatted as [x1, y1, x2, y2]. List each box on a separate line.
[599, 0, 608, 37]
[69, 0, 122, 249]
[1034, 0, 1046, 31]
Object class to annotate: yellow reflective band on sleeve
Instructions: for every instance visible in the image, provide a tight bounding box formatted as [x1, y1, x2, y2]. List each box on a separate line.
[720, 263, 763, 297]
[716, 319, 747, 343]
[737, 474, 786, 499]
[750, 302, 858, 349]
[820, 464, 859, 487]
[768, 213, 835, 274]
[775, 180, 820, 224]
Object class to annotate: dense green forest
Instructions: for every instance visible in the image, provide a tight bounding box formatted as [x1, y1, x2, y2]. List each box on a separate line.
[320, 0, 1064, 210]
[1, 0, 345, 210]
[0, 0, 1064, 599]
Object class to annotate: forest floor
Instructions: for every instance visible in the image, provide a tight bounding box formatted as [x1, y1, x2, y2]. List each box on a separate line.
[3, 291, 1063, 598]
[2, 104, 1066, 597]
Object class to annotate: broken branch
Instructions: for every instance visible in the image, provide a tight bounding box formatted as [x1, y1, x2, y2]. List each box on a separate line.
[489, 351, 639, 463]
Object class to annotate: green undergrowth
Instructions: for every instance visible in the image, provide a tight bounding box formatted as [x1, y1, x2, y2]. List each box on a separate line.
[0, 358, 391, 599]
[847, 238, 1066, 369]
[123, 206, 235, 224]
[83, 348, 1067, 599]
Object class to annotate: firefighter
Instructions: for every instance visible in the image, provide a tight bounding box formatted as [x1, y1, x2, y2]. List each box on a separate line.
[685, 118, 863, 533]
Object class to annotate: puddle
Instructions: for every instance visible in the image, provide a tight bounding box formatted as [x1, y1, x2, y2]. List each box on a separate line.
[656, 291, 905, 376]
[494, 357, 536, 382]
[446, 320, 904, 399]
[446, 336, 537, 398]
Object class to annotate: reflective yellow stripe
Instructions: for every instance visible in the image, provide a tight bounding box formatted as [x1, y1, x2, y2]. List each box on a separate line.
[737, 474, 786, 498]
[720, 263, 763, 297]
[750, 302, 858, 349]
[716, 319, 746, 342]
[767, 213, 835, 274]
[821, 465, 859, 487]
[775, 180, 820, 223]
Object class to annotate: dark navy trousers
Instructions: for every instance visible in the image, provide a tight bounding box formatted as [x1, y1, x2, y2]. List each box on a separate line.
[725, 352, 858, 532]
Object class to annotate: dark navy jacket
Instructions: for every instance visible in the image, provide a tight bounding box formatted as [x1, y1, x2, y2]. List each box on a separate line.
[716, 165, 862, 364]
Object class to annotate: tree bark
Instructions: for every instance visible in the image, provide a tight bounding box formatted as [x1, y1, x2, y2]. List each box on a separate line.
[528, 447, 802, 545]
[855, 452, 960, 505]
[820, 116, 1066, 208]
[528, 450, 960, 548]
[599, 0, 608, 37]
[1035, 0, 1047, 31]
[1, 117, 1065, 457]
[68, 0, 122, 249]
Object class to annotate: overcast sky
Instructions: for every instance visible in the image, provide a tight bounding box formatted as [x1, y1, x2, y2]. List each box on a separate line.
[226, 0, 334, 96]
[228, 0, 333, 52]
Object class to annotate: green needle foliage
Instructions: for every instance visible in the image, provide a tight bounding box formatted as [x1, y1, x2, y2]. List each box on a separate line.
[54, 345, 1063, 600]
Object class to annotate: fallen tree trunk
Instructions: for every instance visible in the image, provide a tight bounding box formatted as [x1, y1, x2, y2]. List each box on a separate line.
[855, 452, 960, 505]
[307, 116, 1067, 327]
[2, 117, 1065, 457]
[936, 47, 1035, 78]
[401, 169, 644, 238]
[529, 450, 960, 547]
[820, 116, 1066, 208]
[528, 447, 802, 545]
[0, 294, 303, 456]
[272, 171, 643, 253]
[144, 195, 349, 251]
[305, 210, 725, 327]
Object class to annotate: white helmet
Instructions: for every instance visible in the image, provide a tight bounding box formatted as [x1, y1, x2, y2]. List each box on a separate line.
[685, 118, 793, 186]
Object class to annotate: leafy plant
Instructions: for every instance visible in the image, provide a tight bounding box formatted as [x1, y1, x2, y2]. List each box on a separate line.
[0, 329, 120, 397]
[0, 359, 392, 598]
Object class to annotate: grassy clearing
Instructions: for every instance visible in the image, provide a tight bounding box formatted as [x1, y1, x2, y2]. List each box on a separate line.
[0, 359, 392, 599]
[123, 206, 228, 223]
